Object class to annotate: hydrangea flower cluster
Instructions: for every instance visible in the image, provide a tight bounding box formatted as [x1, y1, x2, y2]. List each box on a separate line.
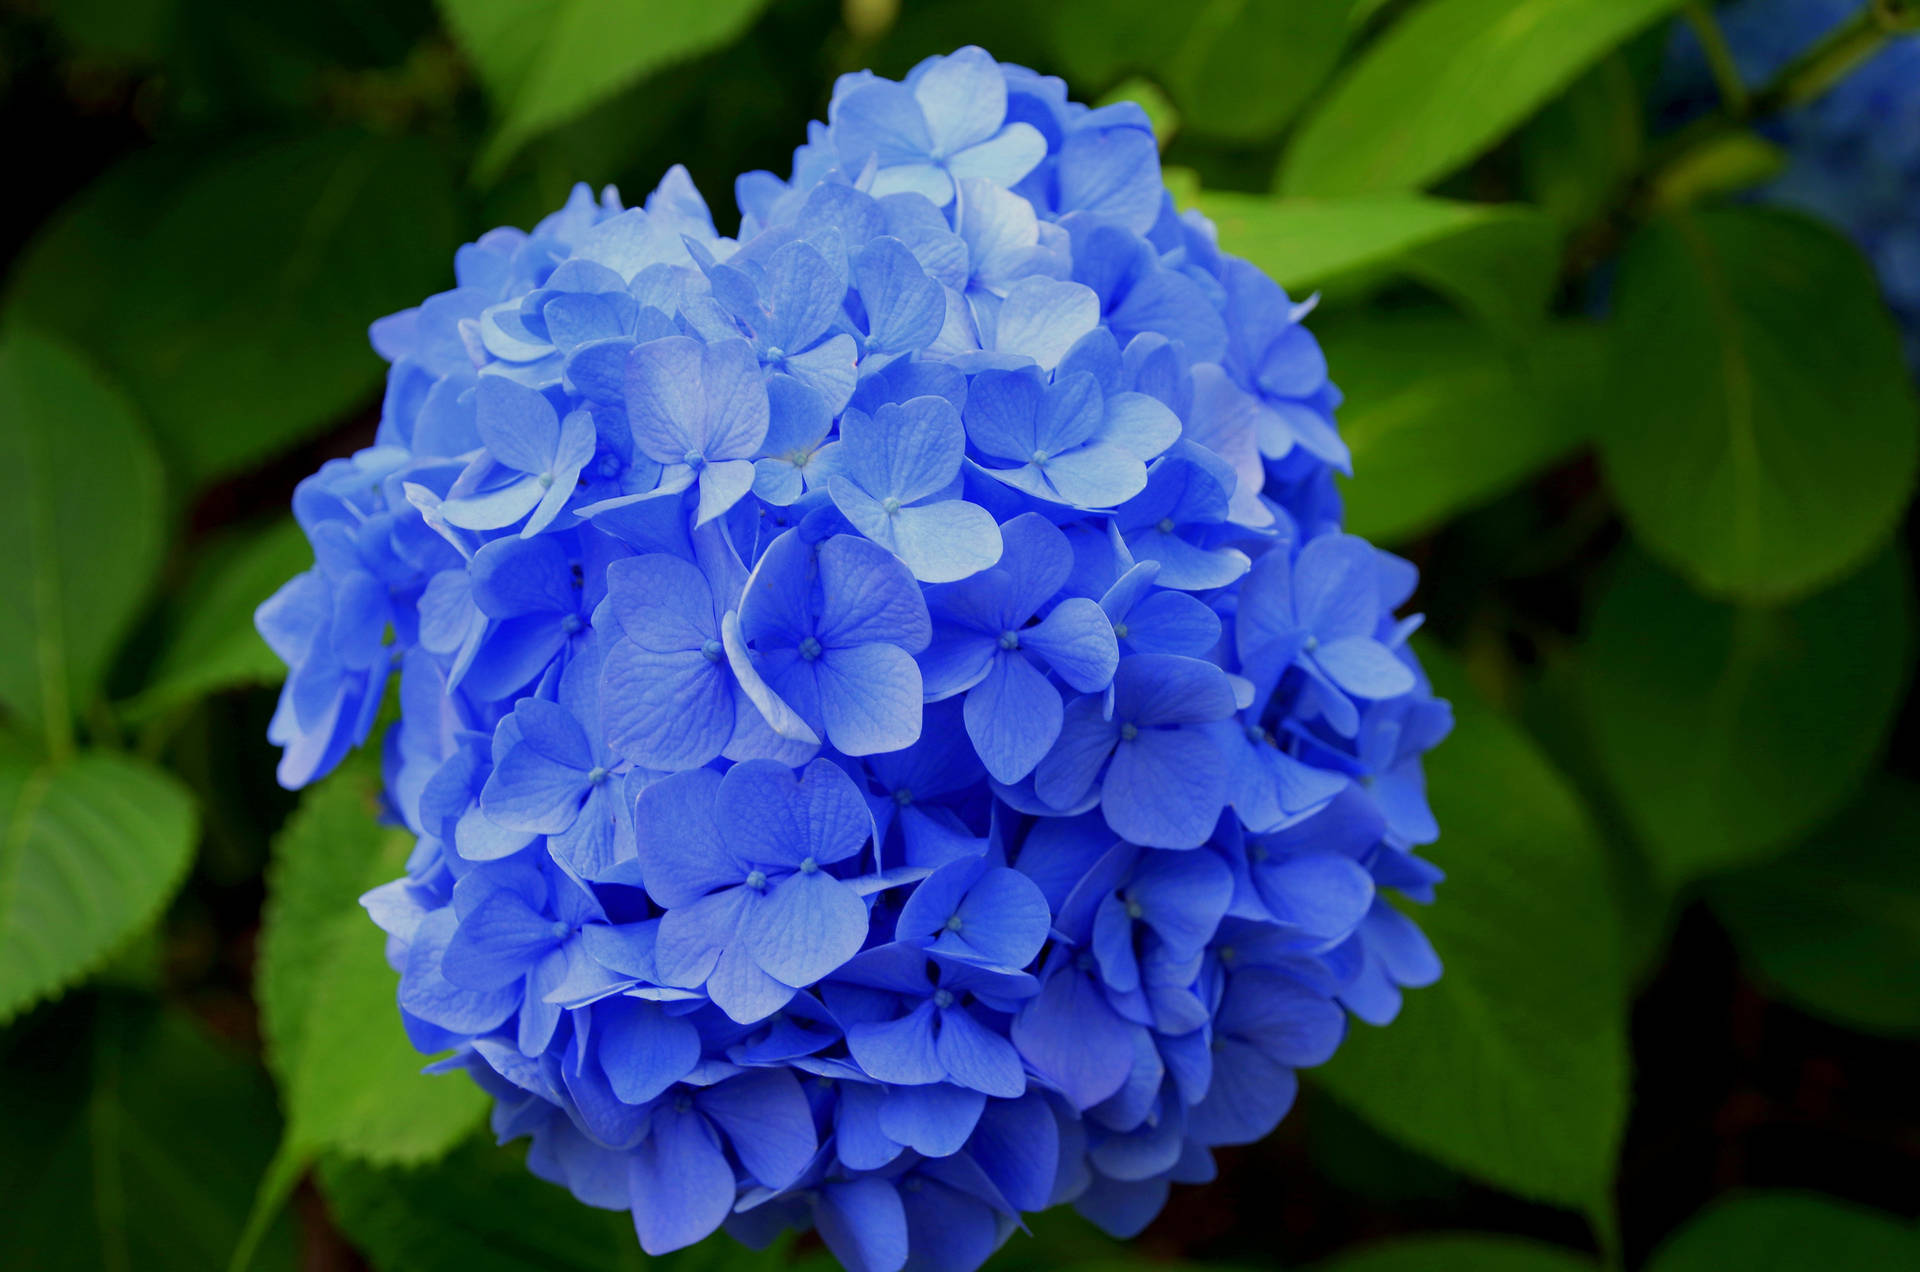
[259, 47, 1450, 1271]
[1669, 0, 1920, 367]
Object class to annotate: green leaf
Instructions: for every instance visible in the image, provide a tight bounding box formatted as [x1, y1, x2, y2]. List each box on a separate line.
[1600, 208, 1920, 602]
[442, 0, 775, 180]
[258, 761, 487, 1163]
[1579, 548, 1913, 888]
[1645, 1192, 1918, 1271]
[1518, 55, 1642, 228]
[1313, 651, 1629, 1211]
[1314, 1233, 1598, 1272]
[1281, 0, 1686, 196]
[0, 332, 165, 756]
[1320, 312, 1596, 542]
[1711, 782, 1920, 1036]
[127, 518, 311, 719]
[1192, 192, 1513, 296]
[1398, 212, 1562, 340]
[4, 131, 465, 488]
[322, 1136, 838, 1272]
[0, 997, 298, 1271]
[1049, 0, 1351, 141]
[0, 753, 198, 1024]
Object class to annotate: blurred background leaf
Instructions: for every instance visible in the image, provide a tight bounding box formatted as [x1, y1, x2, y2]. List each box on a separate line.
[4, 132, 466, 488]
[1643, 1192, 1920, 1270]
[1600, 208, 1920, 603]
[0, 997, 299, 1270]
[1709, 782, 1920, 1037]
[1320, 313, 1598, 542]
[0, 332, 165, 753]
[1312, 1233, 1598, 1272]
[1311, 653, 1628, 1214]
[126, 519, 314, 721]
[1579, 547, 1913, 888]
[442, 0, 779, 179]
[1049, 0, 1352, 142]
[1281, 0, 1687, 195]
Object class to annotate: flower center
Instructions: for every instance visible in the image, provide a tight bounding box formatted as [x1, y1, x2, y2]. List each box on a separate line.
[1302, 634, 1319, 653]
[933, 989, 955, 1009]
[1156, 517, 1175, 534]
[684, 450, 706, 471]
[1113, 621, 1130, 639]
[997, 629, 1020, 651]
[549, 920, 571, 939]
[763, 345, 786, 362]
[586, 766, 608, 785]
[799, 636, 823, 660]
[538, 472, 555, 489]
[1119, 721, 1139, 741]
[673, 1094, 693, 1113]
[561, 613, 583, 634]
[746, 869, 769, 891]
[893, 787, 914, 806]
[1245, 723, 1269, 744]
[944, 914, 964, 932]
[702, 638, 723, 662]
[1030, 449, 1049, 466]
[881, 496, 902, 516]
[799, 856, 819, 874]
[1125, 899, 1144, 920]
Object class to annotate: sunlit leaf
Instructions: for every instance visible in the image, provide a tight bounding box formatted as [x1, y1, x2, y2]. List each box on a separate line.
[1281, 0, 1687, 195]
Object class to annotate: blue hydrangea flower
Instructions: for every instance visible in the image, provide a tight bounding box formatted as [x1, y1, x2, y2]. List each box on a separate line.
[262, 45, 1451, 1272]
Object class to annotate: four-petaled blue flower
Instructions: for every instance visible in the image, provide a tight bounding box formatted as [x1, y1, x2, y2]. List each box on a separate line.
[639, 758, 876, 1023]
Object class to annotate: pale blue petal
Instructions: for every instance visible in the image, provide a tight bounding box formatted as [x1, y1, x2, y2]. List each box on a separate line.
[740, 871, 870, 988]
[1020, 596, 1118, 693]
[964, 652, 1062, 785]
[1103, 728, 1225, 850]
[627, 1106, 735, 1255]
[817, 641, 926, 756]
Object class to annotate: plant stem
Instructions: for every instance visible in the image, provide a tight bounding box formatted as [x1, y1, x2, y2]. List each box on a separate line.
[1653, 0, 1919, 179]
[1684, 3, 1749, 116]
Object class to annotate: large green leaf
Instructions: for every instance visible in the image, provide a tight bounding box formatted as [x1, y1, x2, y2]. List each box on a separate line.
[1049, 0, 1351, 141]
[1645, 1192, 1918, 1271]
[0, 998, 297, 1270]
[441, 0, 775, 179]
[1600, 208, 1919, 602]
[1711, 782, 1920, 1036]
[3, 131, 465, 488]
[1580, 548, 1912, 888]
[1321, 313, 1596, 542]
[1281, 0, 1686, 195]
[0, 332, 165, 754]
[1313, 652, 1629, 1212]
[322, 1137, 837, 1272]
[0, 753, 198, 1024]
[258, 762, 487, 1163]
[1314, 1233, 1597, 1272]
[127, 518, 312, 720]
